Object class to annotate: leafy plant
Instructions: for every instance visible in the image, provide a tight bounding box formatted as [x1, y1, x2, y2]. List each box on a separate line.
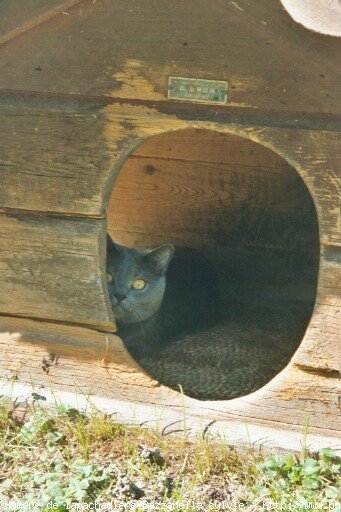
[0, 400, 340, 511]
[250, 448, 341, 510]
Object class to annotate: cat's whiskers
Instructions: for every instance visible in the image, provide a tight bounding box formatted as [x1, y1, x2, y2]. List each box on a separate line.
[131, 305, 159, 344]
[121, 299, 147, 325]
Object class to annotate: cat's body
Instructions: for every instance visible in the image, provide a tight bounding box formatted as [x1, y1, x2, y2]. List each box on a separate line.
[107, 236, 220, 358]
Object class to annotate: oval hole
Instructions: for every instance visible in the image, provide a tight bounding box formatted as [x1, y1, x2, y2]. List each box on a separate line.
[107, 129, 319, 400]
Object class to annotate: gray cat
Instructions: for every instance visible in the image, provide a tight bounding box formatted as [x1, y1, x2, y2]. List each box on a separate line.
[106, 235, 220, 358]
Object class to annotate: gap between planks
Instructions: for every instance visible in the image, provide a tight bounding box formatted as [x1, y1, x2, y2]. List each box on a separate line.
[0, 207, 105, 220]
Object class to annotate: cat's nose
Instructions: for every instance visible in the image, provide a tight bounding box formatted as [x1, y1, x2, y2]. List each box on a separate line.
[115, 290, 127, 303]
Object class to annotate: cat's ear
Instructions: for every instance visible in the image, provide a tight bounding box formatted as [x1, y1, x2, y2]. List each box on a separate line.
[107, 234, 123, 254]
[144, 244, 174, 275]
[107, 234, 114, 251]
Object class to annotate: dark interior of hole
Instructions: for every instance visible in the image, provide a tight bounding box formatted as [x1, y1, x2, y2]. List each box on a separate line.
[107, 129, 319, 401]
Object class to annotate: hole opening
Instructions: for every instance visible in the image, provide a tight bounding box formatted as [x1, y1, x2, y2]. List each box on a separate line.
[106, 128, 319, 400]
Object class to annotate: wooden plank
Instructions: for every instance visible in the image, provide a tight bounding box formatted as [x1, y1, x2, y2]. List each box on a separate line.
[0, 315, 141, 375]
[0, 213, 113, 330]
[108, 104, 341, 246]
[293, 302, 340, 373]
[0, 104, 306, 218]
[0, 1, 58, 37]
[318, 246, 341, 292]
[0, 0, 339, 114]
[0, 91, 339, 132]
[291, 245, 340, 373]
[0, 1, 78, 42]
[0, 105, 112, 215]
[0, 316, 174, 404]
[243, 127, 341, 246]
[107, 154, 318, 254]
[132, 129, 295, 168]
[0, 101, 339, 245]
[0, 103, 338, 370]
[0, 317, 339, 436]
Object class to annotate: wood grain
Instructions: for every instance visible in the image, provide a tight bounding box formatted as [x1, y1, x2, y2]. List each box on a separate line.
[107, 151, 318, 254]
[0, 317, 339, 437]
[293, 303, 340, 373]
[0, 104, 112, 215]
[0, 99, 339, 439]
[0, 212, 113, 330]
[0, 0, 339, 114]
[132, 128, 296, 167]
[0, 316, 171, 403]
[0, 0, 339, 445]
[245, 127, 341, 246]
[0, 102, 339, 246]
[0, 1, 84, 46]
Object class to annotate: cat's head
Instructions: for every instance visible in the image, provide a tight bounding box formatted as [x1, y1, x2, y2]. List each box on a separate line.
[106, 235, 174, 324]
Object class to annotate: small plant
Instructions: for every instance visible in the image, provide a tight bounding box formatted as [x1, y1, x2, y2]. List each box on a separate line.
[20, 410, 56, 444]
[0, 399, 339, 511]
[6, 460, 127, 511]
[250, 448, 341, 510]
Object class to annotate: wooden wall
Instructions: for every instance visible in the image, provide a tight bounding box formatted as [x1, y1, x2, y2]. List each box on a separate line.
[0, 0, 339, 449]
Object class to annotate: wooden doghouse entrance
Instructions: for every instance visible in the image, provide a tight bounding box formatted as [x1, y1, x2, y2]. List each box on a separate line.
[107, 129, 319, 400]
[0, 0, 339, 451]
[0, 103, 338, 450]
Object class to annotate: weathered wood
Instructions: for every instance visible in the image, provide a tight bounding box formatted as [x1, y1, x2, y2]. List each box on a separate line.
[0, 102, 338, 243]
[0, 315, 140, 374]
[133, 128, 297, 167]
[0, 316, 173, 403]
[108, 140, 318, 254]
[0, 0, 339, 115]
[0, 1, 83, 45]
[0, 105, 112, 215]
[0, 11, 339, 445]
[0, 91, 339, 132]
[0, 317, 339, 441]
[242, 127, 341, 246]
[103, 102, 341, 244]
[0, 102, 339, 376]
[293, 300, 340, 373]
[292, 250, 340, 373]
[0, 212, 113, 330]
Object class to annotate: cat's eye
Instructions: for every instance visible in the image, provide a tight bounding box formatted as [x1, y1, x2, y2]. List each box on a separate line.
[106, 272, 114, 284]
[132, 279, 146, 290]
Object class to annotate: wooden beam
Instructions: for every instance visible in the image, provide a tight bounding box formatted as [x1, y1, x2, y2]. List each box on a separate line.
[0, 213, 113, 331]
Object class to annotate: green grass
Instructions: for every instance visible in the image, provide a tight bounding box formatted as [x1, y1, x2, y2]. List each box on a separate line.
[0, 398, 339, 511]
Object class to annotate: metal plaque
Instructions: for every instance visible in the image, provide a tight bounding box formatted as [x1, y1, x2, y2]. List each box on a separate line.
[168, 76, 228, 105]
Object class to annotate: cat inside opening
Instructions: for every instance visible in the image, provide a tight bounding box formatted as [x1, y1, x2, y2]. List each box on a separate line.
[106, 234, 220, 358]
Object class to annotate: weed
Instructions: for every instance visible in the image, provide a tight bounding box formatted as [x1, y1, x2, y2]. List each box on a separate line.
[0, 399, 339, 511]
[250, 448, 340, 510]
